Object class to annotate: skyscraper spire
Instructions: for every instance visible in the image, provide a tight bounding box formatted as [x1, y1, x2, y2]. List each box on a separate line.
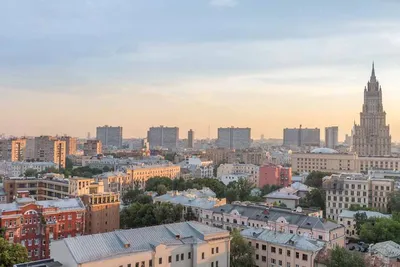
[370, 61, 376, 81]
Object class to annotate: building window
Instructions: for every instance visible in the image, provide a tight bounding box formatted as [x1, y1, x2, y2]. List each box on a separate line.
[296, 252, 299, 259]
[279, 248, 282, 255]
[262, 256, 266, 262]
[216, 261, 219, 267]
[271, 258, 276, 264]
[216, 247, 219, 253]
[168, 256, 171, 263]
[302, 254, 308, 261]
[212, 248, 215, 254]
[256, 254, 259, 260]
[262, 244, 266, 251]
[188, 252, 191, 259]
[149, 260, 152, 267]
[202, 252, 205, 259]
[181, 253, 184, 260]
[287, 250, 291, 257]
[211, 263, 214, 267]
[135, 263, 139, 267]
[176, 254, 179, 262]
[318, 235, 323, 240]
[159, 258, 162, 264]
[256, 243, 259, 249]
[271, 246, 276, 253]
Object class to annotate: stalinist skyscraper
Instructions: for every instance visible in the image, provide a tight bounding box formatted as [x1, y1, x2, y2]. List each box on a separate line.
[352, 63, 391, 156]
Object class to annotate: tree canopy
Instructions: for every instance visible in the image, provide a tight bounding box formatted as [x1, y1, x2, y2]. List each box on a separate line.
[304, 171, 331, 188]
[389, 191, 400, 213]
[300, 188, 325, 210]
[359, 216, 400, 243]
[0, 238, 28, 267]
[230, 229, 256, 267]
[324, 246, 366, 267]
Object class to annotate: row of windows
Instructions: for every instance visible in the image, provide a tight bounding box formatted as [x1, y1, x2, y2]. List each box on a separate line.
[251, 244, 309, 261]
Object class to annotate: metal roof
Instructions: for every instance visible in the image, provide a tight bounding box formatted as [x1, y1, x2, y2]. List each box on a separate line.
[339, 210, 391, 219]
[58, 221, 229, 264]
[370, 241, 400, 258]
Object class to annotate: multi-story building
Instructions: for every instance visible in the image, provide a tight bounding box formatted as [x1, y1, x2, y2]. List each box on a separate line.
[81, 192, 120, 235]
[126, 164, 180, 189]
[83, 139, 102, 156]
[96, 125, 123, 149]
[34, 136, 66, 168]
[50, 221, 230, 267]
[0, 161, 57, 177]
[217, 163, 259, 186]
[290, 149, 400, 173]
[188, 129, 194, 149]
[325, 126, 339, 149]
[352, 63, 391, 156]
[217, 127, 252, 149]
[322, 173, 394, 221]
[179, 156, 214, 178]
[338, 209, 391, 238]
[0, 138, 27, 161]
[25, 138, 36, 160]
[242, 227, 325, 267]
[238, 149, 268, 166]
[201, 203, 345, 248]
[59, 136, 77, 156]
[204, 148, 235, 165]
[153, 188, 226, 219]
[259, 164, 292, 188]
[147, 126, 179, 151]
[264, 183, 312, 209]
[94, 171, 127, 193]
[0, 197, 85, 261]
[283, 126, 320, 147]
[0, 187, 6, 204]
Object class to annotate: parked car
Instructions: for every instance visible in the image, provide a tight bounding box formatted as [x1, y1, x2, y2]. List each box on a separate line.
[349, 246, 356, 251]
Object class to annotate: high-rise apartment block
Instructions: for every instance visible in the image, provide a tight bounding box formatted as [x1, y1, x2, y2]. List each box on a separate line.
[96, 125, 123, 148]
[0, 138, 26, 161]
[323, 173, 394, 221]
[325, 126, 338, 149]
[34, 136, 66, 168]
[283, 126, 320, 147]
[0, 197, 85, 261]
[217, 127, 251, 149]
[352, 63, 391, 156]
[187, 129, 194, 148]
[83, 139, 102, 156]
[59, 136, 77, 155]
[147, 126, 179, 150]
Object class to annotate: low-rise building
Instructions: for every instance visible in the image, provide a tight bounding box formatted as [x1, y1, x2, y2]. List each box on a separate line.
[201, 203, 345, 248]
[50, 221, 230, 267]
[217, 163, 259, 185]
[259, 164, 292, 188]
[0, 197, 85, 261]
[323, 173, 394, 221]
[264, 191, 300, 209]
[0, 161, 57, 177]
[154, 188, 226, 219]
[94, 171, 127, 193]
[338, 209, 391, 239]
[369, 241, 400, 267]
[219, 173, 251, 186]
[179, 156, 214, 178]
[126, 164, 180, 189]
[242, 227, 325, 267]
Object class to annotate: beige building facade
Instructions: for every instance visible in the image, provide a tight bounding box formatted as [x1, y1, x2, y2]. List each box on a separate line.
[291, 151, 400, 174]
[323, 173, 394, 221]
[83, 139, 102, 156]
[60, 136, 77, 156]
[126, 164, 180, 189]
[50, 221, 230, 267]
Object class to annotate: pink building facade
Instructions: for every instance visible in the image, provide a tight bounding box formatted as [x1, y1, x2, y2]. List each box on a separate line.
[259, 164, 292, 188]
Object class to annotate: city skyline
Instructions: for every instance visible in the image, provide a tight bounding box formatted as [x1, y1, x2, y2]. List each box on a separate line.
[2, 1, 400, 140]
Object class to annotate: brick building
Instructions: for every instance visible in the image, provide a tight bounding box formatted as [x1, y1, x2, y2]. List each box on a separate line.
[0, 196, 85, 261]
[259, 164, 292, 188]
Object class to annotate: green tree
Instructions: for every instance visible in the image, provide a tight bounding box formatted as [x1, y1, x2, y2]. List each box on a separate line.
[122, 189, 142, 205]
[230, 229, 256, 267]
[65, 157, 74, 170]
[226, 188, 238, 203]
[360, 217, 400, 243]
[236, 178, 254, 201]
[156, 184, 168, 196]
[388, 191, 400, 213]
[103, 166, 111, 172]
[135, 194, 153, 204]
[172, 177, 187, 191]
[304, 171, 331, 188]
[300, 188, 325, 210]
[24, 168, 38, 177]
[326, 246, 365, 267]
[354, 211, 369, 235]
[191, 178, 226, 198]
[184, 206, 196, 221]
[0, 238, 28, 267]
[145, 177, 173, 192]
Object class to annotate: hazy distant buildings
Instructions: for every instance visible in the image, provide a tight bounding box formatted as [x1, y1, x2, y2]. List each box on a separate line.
[34, 136, 66, 168]
[325, 126, 339, 149]
[147, 126, 179, 151]
[352, 63, 391, 156]
[283, 126, 320, 147]
[96, 125, 123, 149]
[0, 138, 26, 161]
[217, 127, 251, 149]
[60, 136, 77, 155]
[188, 129, 194, 148]
[83, 140, 102, 156]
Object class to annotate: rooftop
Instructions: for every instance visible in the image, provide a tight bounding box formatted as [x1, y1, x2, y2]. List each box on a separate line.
[241, 228, 325, 252]
[339, 210, 391, 219]
[369, 241, 400, 259]
[57, 221, 229, 264]
[0, 198, 85, 214]
[310, 148, 339, 154]
[154, 188, 220, 209]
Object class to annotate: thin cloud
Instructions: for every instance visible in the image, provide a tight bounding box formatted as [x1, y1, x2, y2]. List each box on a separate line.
[209, 0, 238, 7]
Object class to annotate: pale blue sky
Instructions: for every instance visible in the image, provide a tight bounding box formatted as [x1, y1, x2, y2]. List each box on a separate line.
[1, 0, 400, 140]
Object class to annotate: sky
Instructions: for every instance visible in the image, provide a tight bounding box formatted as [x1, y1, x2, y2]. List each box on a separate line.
[1, 0, 400, 140]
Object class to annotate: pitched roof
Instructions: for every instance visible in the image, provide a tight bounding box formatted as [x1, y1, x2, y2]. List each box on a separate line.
[370, 241, 400, 258]
[339, 210, 391, 219]
[58, 221, 229, 264]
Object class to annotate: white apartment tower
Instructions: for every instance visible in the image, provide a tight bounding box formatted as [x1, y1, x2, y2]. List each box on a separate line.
[325, 126, 339, 149]
[352, 63, 391, 156]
